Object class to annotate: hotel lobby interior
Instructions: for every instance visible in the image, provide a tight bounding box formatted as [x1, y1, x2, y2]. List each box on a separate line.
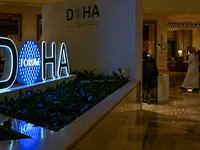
[0, 0, 200, 150]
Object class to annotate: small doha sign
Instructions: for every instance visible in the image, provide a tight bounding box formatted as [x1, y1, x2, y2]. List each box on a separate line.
[0, 37, 70, 90]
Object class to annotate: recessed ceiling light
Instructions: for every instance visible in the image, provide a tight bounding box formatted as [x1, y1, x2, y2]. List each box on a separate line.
[185, 14, 188, 15]
[1, 3, 3, 4]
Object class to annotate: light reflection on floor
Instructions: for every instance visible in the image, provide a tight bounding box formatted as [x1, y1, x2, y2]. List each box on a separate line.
[141, 71, 200, 150]
[0, 115, 57, 150]
[0, 71, 200, 150]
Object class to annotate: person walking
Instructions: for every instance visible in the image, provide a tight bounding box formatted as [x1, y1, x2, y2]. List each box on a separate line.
[179, 47, 199, 91]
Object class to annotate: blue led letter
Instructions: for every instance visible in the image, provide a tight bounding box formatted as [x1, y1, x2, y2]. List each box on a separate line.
[16, 40, 41, 85]
[0, 37, 18, 90]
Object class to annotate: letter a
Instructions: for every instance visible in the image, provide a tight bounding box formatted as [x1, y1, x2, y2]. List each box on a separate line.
[56, 42, 70, 77]
[92, 5, 100, 18]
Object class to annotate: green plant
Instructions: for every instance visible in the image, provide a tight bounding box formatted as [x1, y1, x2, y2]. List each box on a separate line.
[0, 70, 129, 132]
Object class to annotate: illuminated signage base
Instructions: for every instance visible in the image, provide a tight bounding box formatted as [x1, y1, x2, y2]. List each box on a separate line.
[0, 75, 76, 102]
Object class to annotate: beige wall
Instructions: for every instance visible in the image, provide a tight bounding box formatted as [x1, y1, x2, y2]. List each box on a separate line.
[175, 31, 184, 56]
[135, 0, 143, 79]
[0, 5, 42, 41]
[143, 13, 168, 70]
[156, 14, 168, 70]
[192, 28, 200, 51]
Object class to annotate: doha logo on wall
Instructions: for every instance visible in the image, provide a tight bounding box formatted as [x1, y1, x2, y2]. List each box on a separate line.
[0, 37, 70, 90]
[66, 4, 100, 28]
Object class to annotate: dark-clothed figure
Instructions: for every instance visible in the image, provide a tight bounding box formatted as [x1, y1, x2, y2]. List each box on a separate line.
[146, 57, 159, 89]
[142, 57, 158, 97]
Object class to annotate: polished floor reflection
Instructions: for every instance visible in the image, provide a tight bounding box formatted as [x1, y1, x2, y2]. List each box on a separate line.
[141, 71, 200, 150]
[72, 71, 200, 150]
[1, 71, 199, 150]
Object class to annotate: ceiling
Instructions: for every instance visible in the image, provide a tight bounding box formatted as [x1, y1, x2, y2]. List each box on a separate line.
[168, 13, 200, 24]
[143, 10, 200, 24]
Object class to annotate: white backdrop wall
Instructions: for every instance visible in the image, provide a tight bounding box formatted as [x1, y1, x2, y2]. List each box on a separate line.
[42, 0, 142, 79]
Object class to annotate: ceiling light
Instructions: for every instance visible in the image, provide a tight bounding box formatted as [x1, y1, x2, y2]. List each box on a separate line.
[185, 14, 188, 15]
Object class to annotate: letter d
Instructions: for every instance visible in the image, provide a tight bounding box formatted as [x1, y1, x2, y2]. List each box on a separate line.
[67, 9, 73, 21]
[0, 37, 18, 90]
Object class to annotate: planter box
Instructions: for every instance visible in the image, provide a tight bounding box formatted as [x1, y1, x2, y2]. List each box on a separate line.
[0, 126, 30, 141]
[0, 79, 140, 150]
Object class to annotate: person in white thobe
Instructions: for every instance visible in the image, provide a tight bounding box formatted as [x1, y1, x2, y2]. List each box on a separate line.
[180, 47, 199, 90]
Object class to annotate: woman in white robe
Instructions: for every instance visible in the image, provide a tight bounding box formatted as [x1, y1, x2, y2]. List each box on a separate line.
[179, 47, 199, 90]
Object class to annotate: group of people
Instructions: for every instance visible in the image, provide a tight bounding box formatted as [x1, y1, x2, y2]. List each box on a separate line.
[179, 47, 199, 91]
[143, 45, 199, 93]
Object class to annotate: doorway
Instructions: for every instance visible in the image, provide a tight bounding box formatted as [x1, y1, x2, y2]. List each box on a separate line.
[143, 20, 157, 59]
[167, 40, 175, 56]
[0, 13, 22, 77]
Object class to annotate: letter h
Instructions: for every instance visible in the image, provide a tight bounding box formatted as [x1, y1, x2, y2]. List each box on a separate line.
[83, 6, 90, 18]
[38, 41, 56, 80]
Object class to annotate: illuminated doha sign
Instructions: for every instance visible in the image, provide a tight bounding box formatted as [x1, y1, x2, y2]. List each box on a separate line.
[0, 37, 70, 90]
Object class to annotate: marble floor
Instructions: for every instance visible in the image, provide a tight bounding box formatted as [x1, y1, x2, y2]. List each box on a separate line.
[1, 71, 200, 150]
[140, 71, 200, 150]
[71, 71, 200, 150]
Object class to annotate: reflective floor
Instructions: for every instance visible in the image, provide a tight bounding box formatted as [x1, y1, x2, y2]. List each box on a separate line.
[71, 71, 200, 150]
[141, 71, 200, 150]
[1, 71, 200, 150]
